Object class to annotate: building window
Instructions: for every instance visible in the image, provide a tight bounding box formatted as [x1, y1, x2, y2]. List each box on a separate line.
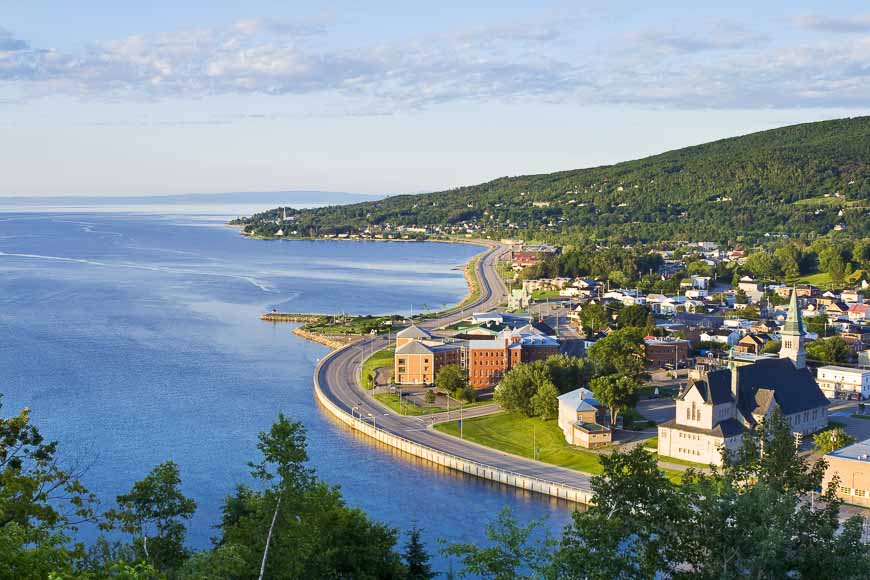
[840, 486, 852, 495]
[856, 489, 867, 498]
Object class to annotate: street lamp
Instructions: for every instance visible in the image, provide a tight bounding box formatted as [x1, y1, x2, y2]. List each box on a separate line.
[367, 412, 376, 430]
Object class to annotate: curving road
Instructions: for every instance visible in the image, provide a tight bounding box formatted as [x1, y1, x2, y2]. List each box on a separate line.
[314, 241, 595, 497]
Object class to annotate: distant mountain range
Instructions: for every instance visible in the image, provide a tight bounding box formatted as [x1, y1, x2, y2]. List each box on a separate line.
[237, 117, 869, 243]
[0, 191, 383, 212]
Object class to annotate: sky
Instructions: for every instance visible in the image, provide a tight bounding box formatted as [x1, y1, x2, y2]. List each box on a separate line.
[1, 1, 869, 197]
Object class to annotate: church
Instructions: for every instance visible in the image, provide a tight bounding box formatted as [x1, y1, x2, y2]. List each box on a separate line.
[657, 289, 830, 466]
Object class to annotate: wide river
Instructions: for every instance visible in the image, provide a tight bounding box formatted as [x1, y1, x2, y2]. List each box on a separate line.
[0, 212, 574, 568]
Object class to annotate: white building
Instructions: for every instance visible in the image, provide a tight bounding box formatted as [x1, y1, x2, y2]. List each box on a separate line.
[817, 366, 870, 400]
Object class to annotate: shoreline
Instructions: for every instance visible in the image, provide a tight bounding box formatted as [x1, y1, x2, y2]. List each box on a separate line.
[254, 238, 494, 349]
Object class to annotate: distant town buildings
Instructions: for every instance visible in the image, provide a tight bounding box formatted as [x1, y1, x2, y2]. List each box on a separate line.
[824, 439, 870, 507]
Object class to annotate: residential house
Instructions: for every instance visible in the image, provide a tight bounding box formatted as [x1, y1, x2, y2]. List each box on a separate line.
[557, 388, 611, 449]
[735, 333, 770, 356]
[849, 303, 869, 323]
[701, 328, 741, 347]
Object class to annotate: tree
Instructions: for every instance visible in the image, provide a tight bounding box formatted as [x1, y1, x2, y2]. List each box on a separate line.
[435, 364, 466, 394]
[0, 397, 98, 576]
[444, 508, 554, 580]
[814, 427, 855, 455]
[215, 415, 404, 578]
[774, 244, 802, 281]
[578, 303, 608, 336]
[403, 525, 435, 580]
[589, 373, 641, 426]
[586, 327, 647, 380]
[617, 304, 649, 329]
[110, 461, 197, 572]
[806, 337, 850, 364]
[494, 364, 545, 416]
[761, 339, 781, 354]
[805, 314, 834, 337]
[744, 249, 778, 280]
[554, 447, 682, 578]
[555, 411, 870, 579]
[543, 354, 591, 394]
[531, 380, 560, 421]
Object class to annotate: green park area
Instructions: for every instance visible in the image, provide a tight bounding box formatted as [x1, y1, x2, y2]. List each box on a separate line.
[304, 314, 401, 336]
[360, 346, 395, 389]
[434, 411, 683, 483]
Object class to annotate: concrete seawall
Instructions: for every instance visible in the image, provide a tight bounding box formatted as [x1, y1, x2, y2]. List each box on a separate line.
[313, 346, 595, 505]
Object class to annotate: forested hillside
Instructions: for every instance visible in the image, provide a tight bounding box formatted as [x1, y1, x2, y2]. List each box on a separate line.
[235, 117, 870, 244]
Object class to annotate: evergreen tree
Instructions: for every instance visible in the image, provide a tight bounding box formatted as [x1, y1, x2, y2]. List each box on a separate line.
[403, 525, 435, 580]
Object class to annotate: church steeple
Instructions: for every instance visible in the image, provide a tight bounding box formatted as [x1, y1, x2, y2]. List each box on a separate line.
[779, 287, 806, 369]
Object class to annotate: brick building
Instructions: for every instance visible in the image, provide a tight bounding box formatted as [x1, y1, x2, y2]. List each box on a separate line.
[468, 328, 560, 388]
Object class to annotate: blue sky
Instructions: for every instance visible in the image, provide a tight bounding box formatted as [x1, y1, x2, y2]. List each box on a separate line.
[1, 1, 869, 196]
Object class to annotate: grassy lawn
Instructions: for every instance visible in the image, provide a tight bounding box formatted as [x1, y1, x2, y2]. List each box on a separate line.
[496, 261, 516, 282]
[374, 393, 443, 416]
[797, 271, 833, 286]
[435, 412, 605, 473]
[531, 289, 562, 301]
[622, 408, 655, 430]
[455, 255, 482, 310]
[851, 414, 870, 421]
[360, 346, 395, 390]
[435, 412, 684, 483]
[644, 436, 658, 449]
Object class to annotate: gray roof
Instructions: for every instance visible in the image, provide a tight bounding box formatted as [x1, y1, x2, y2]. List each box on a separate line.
[395, 341, 433, 355]
[396, 325, 433, 340]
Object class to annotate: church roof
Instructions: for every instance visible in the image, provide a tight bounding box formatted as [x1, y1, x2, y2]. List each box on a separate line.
[689, 358, 828, 429]
[781, 288, 805, 336]
[682, 374, 734, 405]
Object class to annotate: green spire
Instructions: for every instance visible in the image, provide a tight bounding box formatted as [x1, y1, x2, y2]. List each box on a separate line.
[782, 287, 804, 336]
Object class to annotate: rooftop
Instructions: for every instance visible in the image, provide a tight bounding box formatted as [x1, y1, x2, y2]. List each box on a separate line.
[828, 439, 870, 462]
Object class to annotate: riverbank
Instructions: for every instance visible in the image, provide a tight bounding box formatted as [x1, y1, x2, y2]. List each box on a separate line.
[260, 239, 494, 349]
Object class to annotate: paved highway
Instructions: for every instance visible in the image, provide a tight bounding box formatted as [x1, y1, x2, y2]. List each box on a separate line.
[314, 241, 595, 494]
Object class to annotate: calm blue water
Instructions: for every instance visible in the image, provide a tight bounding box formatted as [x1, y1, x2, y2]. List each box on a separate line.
[0, 212, 573, 568]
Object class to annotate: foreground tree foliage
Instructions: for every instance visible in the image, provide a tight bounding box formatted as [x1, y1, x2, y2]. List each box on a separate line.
[552, 409, 870, 579]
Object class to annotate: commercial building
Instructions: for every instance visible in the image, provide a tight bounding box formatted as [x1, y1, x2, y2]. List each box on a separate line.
[644, 337, 690, 368]
[469, 328, 560, 388]
[394, 325, 462, 385]
[816, 366, 870, 400]
[824, 439, 870, 507]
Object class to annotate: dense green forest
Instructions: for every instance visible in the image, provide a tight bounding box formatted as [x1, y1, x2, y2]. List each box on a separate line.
[234, 117, 869, 244]
[4, 395, 870, 578]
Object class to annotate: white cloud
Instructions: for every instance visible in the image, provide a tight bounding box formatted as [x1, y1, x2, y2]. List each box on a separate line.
[793, 14, 870, 33]
[0, 16, 868, 112]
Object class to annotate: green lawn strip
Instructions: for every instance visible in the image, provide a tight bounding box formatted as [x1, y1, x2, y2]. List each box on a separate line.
[653, 454, 713, 469]
[622, 408, 656, 430]
[644, 436, 658, 449]
[434, 412, 683, 483]
[360, 346, 395, 390]
[851, 414, 870, 421]
[374, 393, 442, 416]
